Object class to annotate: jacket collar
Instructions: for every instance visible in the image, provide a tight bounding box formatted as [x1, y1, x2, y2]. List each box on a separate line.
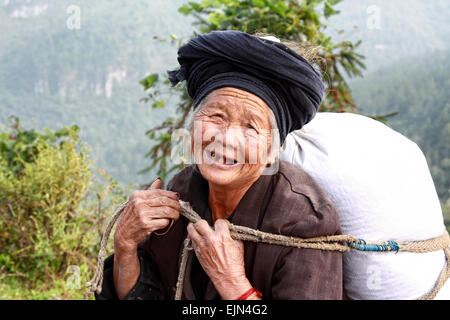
[187, 165, 275, 229]
[183, 166, 276, 300]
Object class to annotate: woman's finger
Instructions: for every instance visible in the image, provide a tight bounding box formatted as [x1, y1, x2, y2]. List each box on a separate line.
[193, 219, 213, 236]
[148, 177, 163, 190]
[146, 189, 180, 200]
[137, 205, 180, 221]
[149, 218, 171, 233]
[187, 222, 203, 245]
[146, 196, 180, 211]
[131, 189, 179, 201]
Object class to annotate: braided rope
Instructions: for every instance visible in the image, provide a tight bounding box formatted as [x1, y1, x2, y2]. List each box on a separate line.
[417, 247, 450, 300]
[85, 202, 128, 296]
[86, 200, 450, 300]
[174, 238, 193, 300]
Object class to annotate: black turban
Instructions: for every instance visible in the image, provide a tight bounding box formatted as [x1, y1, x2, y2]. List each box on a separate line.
[167, 30, 324, 144]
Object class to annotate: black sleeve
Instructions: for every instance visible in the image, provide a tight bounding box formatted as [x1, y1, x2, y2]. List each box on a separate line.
[94, 248, 167, 300]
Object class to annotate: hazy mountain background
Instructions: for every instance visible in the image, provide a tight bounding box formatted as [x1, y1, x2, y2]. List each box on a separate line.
[0, 0, 449, 201]
[328, 0, 450, 71]
[0, 0, 192, 186]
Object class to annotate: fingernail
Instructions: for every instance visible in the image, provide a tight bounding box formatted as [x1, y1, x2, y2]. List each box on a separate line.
[156, 177, 161, 181]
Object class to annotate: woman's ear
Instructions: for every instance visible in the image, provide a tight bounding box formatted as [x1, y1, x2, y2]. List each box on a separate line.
[261, 144, 280, 175]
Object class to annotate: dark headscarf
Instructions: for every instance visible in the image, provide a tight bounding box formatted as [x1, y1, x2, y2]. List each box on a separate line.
[167, 30, 324, 144]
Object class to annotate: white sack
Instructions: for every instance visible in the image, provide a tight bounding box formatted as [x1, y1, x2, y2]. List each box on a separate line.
[279, 112, 448, 300]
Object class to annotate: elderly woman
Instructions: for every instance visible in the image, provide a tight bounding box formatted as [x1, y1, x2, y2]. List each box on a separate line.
[96, 31, 342, 300]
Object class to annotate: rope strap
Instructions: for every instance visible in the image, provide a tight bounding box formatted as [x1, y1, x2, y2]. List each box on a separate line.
[86, 200, 450, 300]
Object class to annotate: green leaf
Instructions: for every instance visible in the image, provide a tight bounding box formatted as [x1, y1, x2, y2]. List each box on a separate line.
[252, 0, 266, 8]
[178, 4, 192, 15]
[201, 0, 222, 8]
[189, 2, 203, 12]
[324, 1, 340, 18]
[308, 0, 324, 5]
[328, 0, 342, 5]
[152, 100, 165, 109]
[70, 125, 80, 134]
[139, 73, 159, 90]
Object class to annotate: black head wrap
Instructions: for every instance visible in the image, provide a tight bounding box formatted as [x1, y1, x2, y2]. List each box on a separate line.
[167, 30, 324, 144]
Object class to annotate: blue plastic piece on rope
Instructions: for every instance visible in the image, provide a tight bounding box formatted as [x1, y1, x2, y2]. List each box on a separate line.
[347, 239, 400, 252]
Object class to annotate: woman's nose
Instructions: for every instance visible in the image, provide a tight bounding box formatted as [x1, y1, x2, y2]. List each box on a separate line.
[224, 124, 240, 137]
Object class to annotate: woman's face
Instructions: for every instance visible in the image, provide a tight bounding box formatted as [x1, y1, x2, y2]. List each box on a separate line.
[192, 87, 276, 188]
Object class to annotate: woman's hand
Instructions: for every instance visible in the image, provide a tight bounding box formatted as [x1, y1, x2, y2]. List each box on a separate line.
[187, 219, 260, 300]
[114, 178, 180, 253]
[113, 178, 180, 299]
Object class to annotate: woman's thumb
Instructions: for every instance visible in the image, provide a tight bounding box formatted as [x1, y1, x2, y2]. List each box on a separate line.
[148, 177, 162, 190]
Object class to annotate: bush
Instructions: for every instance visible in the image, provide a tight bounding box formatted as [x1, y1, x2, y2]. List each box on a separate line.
[0, 117, 130, 299]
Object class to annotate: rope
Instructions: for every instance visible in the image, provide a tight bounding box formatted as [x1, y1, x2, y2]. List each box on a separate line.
[174, 238, 193, 300]
[417, 247, 450, 300]
[85, 201, 128, 296]
[86, 200, 450, 300]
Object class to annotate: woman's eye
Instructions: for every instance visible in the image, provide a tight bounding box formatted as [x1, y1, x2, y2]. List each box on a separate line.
[247, 123, 256, 130]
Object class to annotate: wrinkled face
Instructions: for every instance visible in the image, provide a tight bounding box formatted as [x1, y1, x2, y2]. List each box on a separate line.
[192, 87, 277, 188]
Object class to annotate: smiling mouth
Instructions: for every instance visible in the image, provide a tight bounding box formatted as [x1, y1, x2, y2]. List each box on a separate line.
[206, 150, 240, 167]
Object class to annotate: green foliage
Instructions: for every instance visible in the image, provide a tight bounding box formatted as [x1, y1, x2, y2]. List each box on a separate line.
[140, 0, 372, 182]
[0, 116, 80, 176]
[139, 75, 193, 183]
[167, 0, 367, 112]
[0, 119, 130, 299]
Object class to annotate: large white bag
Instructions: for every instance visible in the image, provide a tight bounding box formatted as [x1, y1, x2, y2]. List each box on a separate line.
[279, 112, 449, 300]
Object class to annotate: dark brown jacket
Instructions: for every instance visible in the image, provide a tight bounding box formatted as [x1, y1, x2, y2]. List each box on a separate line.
[138, 160, 343, 300]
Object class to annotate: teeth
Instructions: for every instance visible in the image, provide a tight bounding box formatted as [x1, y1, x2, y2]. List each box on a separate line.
[208, 149, 238, 165]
